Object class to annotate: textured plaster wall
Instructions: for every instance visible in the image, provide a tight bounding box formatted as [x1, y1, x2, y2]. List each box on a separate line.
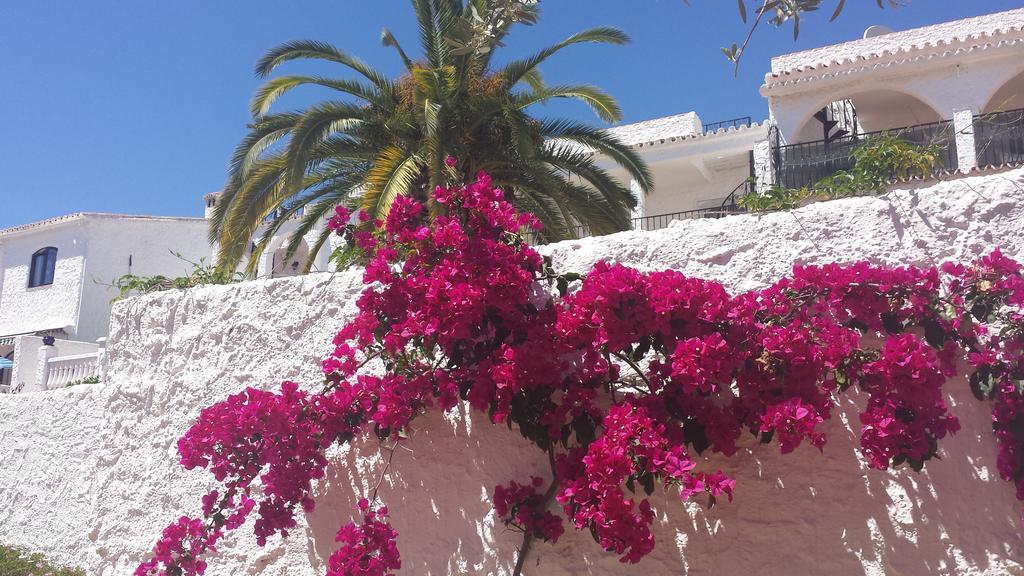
[0, 225, 87, 338]
[2, 168, 1024, 575]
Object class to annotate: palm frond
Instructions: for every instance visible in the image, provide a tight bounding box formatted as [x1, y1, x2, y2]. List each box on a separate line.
[381, 28, 415, 71]
[540, 119, 652, 193]
[516, 84, 622, 123]
[282, 102, 366, 193]
[251, 76, 379, 118]
[499, 27, 630, 86]
[361, 146, 422, 219]
[255, 39, 391, 90]
[243, 170, 364, 275]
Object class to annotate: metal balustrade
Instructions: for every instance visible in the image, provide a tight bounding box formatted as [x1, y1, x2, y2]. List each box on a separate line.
[974, 108, 1024, 168]
[529, 180, 752, 243]
[774, 120, 958, 190]
[703, 116, 753, 134]
[45, 352, 99, 389]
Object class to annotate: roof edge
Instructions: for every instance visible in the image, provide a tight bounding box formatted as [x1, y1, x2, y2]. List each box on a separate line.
[0, 212, 206, 238]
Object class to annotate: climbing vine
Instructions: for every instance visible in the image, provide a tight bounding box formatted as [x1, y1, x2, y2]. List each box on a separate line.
[137, 171, 1024, 576]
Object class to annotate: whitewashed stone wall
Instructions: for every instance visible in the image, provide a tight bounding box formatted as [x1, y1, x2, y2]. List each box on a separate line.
[3, 168, 1024, 575]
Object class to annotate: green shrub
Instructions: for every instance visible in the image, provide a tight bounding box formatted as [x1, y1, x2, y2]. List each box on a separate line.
[107, 252, 246, 301]
[741, 135, 940, 212]
[0, 545, 84, 576]
[65, 375, 101, 387]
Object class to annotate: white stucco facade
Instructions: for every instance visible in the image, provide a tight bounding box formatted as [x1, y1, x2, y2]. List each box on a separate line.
[0, 213, 211, 391]
[0, 167, 1022, 575]
[764, 8, 1024, 145]
[0, 218, 88, 341]
[595, 114, 766, 220]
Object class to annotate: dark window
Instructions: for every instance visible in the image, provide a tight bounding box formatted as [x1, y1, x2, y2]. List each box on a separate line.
[28, 247, 57, 288]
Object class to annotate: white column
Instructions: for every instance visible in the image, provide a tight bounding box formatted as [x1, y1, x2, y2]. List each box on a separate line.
[96, 337, 107, 381]
[35, 343, 57, 392]
[630, 178, 645, 226]
[258, 247, 275, 279]
[953, 109, 977, 172]
[752, 139, 776, 193]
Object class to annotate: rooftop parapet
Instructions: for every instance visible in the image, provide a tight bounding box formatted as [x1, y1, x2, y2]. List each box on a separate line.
[764, 8, 1024, 91]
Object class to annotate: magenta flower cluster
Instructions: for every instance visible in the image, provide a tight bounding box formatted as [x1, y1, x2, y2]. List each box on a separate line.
[137, 171, 1024, 575]
[325, 499, 401, 576]
[942, 249, 1024, 498]
[492, 477, 564, 543]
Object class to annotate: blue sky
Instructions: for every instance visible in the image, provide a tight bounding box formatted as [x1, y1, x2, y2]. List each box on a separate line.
[1, 1, 1020, 228]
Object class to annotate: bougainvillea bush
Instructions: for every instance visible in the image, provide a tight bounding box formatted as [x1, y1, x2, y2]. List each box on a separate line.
[137, 170, 1024, 575]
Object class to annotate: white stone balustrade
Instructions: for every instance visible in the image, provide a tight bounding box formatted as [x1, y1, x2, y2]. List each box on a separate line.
[44, 352, 99, 389]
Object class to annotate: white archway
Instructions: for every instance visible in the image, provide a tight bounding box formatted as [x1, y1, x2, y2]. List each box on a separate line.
[267, 237, 310, 278]
[983, 67, 1024, 114]
[792, 89, 944, 144]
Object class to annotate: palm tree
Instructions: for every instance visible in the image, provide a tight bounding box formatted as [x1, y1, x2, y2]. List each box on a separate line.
[211, 0, 652, 274]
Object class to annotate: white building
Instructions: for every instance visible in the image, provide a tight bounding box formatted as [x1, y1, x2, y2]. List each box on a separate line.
[0, 213, 209, 392]
[203, 192, 334, 280]
[762, 7, 1024, 188]
[599, 112, 766, 226]
[201, 7, 1024, 271]
[593, 7, 1024, 220]
[6, 6, 1024, 393]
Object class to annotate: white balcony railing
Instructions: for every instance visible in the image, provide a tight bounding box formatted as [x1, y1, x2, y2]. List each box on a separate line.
[45, 352, 99, 389]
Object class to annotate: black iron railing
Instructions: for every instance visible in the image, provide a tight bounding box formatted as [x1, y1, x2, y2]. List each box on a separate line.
[703, 116, 753, 134]
[631, 206, 729, 231]
[774, 119, 958, 190]
[530, 180, 753, 243]
[720, 178, 754, 212]
[974, 108, 1024, 168]
[632, 180, 752, 231]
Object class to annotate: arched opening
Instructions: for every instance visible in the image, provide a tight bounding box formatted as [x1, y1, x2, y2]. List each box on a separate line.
[975, 68, 1024, 168]
[793, 90, 944, 144]
[983, 68, 1024, 114]
[779, 90, 951, 189]
[269, 239, 309, 278]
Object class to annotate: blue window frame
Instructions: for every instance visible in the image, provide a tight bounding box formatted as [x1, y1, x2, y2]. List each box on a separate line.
[28, 247, 57, 288]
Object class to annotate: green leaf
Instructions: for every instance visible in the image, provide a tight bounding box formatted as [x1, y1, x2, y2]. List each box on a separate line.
[834, 369, 850, 391]
[632, 337, 651, 362]
[640, 472, 655, 496]
[830, 0, 847, 22]
[969, 368, 995, 401]
[922, 318, 947, 349]
[573, 416, 597, 445]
